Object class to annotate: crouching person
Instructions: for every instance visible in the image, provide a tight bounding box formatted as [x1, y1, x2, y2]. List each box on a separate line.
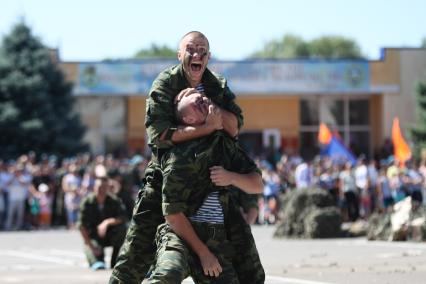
[78, 177, 128, 270]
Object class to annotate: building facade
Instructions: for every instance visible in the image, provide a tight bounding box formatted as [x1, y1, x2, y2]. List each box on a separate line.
[60, 48, 426, 158]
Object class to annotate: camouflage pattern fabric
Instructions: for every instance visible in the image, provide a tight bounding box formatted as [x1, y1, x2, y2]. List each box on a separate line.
[77, 193, 128, 267]
[153, 131, 265, 283]
[83, 224, 127, 267]
[110, 163, 164, 284]
[160, 131, 259, 217]
[145, 222, 238, 284]
[110, 64, 263, 284]
[230, 188, 260, 213]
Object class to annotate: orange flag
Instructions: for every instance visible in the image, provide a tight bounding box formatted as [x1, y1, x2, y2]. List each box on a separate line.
[392, 117, 412, 163]
[318, 123, 332, 144]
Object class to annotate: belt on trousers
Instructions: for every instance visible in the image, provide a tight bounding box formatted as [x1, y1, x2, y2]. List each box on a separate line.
[191, 222, 227, 241]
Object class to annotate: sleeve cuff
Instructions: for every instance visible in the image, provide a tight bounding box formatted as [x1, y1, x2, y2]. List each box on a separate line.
[162, 202, 187, 216]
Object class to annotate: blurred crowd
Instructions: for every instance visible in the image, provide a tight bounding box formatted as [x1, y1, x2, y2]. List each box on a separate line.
[1, 150, 425, 231]
[256, 153, 426, 225]
[0, 153, 148, 231]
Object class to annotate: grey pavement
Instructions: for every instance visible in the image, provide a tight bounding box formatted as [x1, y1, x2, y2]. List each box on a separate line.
[0, 226, 426, 284]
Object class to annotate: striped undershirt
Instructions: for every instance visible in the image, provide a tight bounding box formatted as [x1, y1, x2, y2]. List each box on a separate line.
[189, 191, 224, 224]
[195, 83, 205, 94]
[189, 83, 224, 224]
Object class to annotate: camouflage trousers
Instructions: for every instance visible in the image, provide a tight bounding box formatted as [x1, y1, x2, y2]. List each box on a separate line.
[109, 182, 164, 284]
[84, 223, 127, 268]
[109, 173, 264, 284]
[225, 198, 265, 284]
[144, 222, 239, 284]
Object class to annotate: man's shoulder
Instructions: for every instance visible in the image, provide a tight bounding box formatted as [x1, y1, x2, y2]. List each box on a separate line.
[203, 68, 227, 89]
[153, 64, 184, 87]
[81, 193, 96, 206]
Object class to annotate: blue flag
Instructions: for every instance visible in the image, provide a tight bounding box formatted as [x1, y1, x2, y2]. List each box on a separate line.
[321, 136, 356, 165]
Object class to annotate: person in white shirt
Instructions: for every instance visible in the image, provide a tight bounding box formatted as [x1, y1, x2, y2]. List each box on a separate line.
[5, 164, 34, 230]
[294, 161, 313, 189]
[354, 158, 370, 218]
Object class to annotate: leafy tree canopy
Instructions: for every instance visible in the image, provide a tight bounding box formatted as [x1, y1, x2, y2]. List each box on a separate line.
[134, 43, 176, 59]
[0, 22, 87, 159]
[250, 34, 363, 59]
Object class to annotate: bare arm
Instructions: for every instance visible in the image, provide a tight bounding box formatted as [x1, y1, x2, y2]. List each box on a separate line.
[210, 166, 263, 194]
[162, 104, 223, 144]
[167, 124, 215, 144]
[79, 227, 102, 256]
[243, 207, 259, 225]
[165, 213, 222, 277]
[97, 217, 123, 238]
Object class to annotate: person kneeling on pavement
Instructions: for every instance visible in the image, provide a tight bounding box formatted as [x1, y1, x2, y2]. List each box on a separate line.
[78, 176, 128, 270]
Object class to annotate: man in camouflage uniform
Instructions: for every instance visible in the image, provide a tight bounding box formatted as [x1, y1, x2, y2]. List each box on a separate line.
[78, 177, 127, 270]
[110, 31, 263, 284]
[144, 92, 264, 283]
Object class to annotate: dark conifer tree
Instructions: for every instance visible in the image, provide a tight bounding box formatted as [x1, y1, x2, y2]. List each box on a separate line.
[0, 23, 87, 158]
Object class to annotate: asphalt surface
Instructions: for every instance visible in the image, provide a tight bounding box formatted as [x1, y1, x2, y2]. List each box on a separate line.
[0, 226, 426, 284]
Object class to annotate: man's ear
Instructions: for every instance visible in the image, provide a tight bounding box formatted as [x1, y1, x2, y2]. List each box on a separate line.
[207, 51, 211, 60]
[177, 50, 183, 61]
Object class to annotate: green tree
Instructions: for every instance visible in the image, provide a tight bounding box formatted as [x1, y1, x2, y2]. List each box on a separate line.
[0, 22, 87, 159]
[410, 78, 426, 159]
[250, 34, 363, 59]
[134, 43, 176, 59]
[309, 36, 363, 59]
[250, 34, 309, 59]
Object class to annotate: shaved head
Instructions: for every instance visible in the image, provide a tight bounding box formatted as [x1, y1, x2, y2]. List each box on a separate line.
[179, 31, 210, 51]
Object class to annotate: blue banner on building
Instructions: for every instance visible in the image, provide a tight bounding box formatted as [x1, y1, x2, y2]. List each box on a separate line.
[74, 60, 370, 95]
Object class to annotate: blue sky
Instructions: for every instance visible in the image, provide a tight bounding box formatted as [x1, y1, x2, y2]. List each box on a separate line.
[1, 0, 425, 61]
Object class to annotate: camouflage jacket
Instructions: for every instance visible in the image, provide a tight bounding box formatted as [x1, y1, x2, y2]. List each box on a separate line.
[160, 131, 260, 217]
[77, 193, 127, 237]
[145, 64, 243, 152]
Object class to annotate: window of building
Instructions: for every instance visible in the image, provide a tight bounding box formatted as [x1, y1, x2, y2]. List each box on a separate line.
[299, 97, 371, 159]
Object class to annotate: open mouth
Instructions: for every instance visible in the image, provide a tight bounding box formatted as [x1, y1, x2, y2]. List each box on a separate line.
[190, 63, 202, 72]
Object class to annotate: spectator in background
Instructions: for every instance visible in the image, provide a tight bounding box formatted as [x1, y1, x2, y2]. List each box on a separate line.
[368, 159, 379, 213]
[5, 164, 35, 230]
[294, 160, 313, 189]
[262, 168, 281, 224]
[276, 155, 294, 190]
[319, 167, 339, 204]
[355, 157, 371, 218]
[418, 159, 426, 205]
[62, 163, 82, 229]
[37, 183, 53, 229]
[390, 171, 406, 203]
[405, 161, 423, 204]
[377, 168, 394, 212]
[339, 162, 359, 222]
[81, 166, 97, 195]
[0, 161, 11, 229]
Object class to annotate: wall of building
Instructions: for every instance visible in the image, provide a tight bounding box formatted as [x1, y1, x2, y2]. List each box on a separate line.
[59, 48, 426, 156]
[397, 49, 426, 135]
[127, 97, 147, 154]
[236, 96, 300, 137]
[74, 96, 126, 154]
